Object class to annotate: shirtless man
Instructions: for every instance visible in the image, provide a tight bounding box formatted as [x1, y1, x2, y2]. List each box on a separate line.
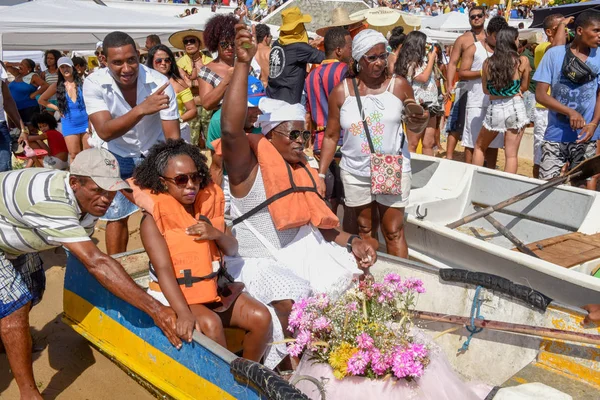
[445, 5, 487, 160]
[255, 24, 272, 86]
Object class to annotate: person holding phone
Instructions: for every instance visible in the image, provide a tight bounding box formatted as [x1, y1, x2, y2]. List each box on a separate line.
[395, 31, 440, 156]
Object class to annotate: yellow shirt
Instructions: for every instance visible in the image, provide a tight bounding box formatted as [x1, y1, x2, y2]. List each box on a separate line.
[176, 87, 194, 117]
[534, 42, 551, 109]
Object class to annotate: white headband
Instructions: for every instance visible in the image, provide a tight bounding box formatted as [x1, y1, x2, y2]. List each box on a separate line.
[352, 29, 388, 62]
[257, 97, 306, 135]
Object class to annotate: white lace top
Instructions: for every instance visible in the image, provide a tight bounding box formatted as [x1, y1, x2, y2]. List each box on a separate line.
[231, 167, 300, 259]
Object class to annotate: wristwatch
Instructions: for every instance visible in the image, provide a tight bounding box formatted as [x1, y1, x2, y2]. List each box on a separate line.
[346, 234, 359, 253]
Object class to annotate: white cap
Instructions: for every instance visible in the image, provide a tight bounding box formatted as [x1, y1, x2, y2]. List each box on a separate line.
[96, 40, 104, 50]
[57, 57, 73, 68]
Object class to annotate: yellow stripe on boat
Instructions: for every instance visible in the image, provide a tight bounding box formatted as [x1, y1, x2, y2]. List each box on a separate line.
[63, 289, 236, 400]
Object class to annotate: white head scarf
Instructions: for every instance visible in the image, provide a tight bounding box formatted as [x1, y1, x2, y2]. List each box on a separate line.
[352, 29, 388, 62]
[257, 97, 306, 135]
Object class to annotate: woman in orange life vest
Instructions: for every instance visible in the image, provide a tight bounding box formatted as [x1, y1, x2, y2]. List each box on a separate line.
[134, 139, 271, 362]
[220, 23, 377, 335]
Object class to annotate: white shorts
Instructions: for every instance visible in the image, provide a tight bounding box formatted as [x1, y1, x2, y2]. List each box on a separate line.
[463, 107, 504, 149]
[483, 96, 529, 134]
[340, 169, 410, 208]
[533, 108, 548, 165]
[43, 156, 68, 170]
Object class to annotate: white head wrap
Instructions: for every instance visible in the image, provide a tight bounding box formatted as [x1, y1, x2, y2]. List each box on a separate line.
[257, 97, 306, 135]
[352, 29, 388, 62]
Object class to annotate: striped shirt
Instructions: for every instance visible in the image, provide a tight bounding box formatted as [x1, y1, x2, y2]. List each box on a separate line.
[0, 169, 97, 256]
[304, 60, 348, 152]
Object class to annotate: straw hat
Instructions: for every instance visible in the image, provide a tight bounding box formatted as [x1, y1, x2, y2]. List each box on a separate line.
[169, 29, 204, 50]
[280, 7, 312, 32]
[316, 8, 367, 37]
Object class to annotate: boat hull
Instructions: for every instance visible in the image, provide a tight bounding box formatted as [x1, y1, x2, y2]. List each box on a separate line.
[62, 254, 263, 400]
[403, 154, 600, 307]
[372, 254, 600, 398]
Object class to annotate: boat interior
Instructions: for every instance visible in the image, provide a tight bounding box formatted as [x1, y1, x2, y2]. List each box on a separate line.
[407, 155, 600, 274]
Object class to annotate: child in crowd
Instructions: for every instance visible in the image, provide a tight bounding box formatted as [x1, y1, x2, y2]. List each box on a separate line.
[29, 112, 69, 170]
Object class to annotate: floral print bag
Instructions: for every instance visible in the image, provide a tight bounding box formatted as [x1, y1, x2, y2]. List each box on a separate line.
[352, 78, 405, 196]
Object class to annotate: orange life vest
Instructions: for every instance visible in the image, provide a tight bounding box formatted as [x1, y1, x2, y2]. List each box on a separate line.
[230, 134, 339, 231]
[142, 182, 225, 305]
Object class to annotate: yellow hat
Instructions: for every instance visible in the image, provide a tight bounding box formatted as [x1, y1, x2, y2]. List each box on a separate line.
[316, 8, 366, 37]
[280, 7, 312, 32]
[169, 29, 204, 50]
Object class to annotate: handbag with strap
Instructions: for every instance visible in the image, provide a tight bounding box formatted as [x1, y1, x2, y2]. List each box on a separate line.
[351, 77, 405, 196]
[562, 44, 597, 85]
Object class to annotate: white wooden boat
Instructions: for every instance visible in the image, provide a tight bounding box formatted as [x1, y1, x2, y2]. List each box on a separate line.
[397, 154, 600, 307]
[370, 253, 600, 398]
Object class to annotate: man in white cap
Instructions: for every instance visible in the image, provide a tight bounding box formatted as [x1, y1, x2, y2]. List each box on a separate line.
[0, 148, 181, 400]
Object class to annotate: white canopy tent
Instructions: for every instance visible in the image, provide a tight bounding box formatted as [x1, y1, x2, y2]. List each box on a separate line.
[420, 12, 471, 32]
[419, 28, 461, 46]
[0, 0, 205, 54]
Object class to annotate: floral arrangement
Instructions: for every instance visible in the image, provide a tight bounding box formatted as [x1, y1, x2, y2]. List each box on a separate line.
[286, 273, 429, 381]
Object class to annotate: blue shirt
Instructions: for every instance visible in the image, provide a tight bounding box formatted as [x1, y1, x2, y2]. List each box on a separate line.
[533, 45, 600, 142]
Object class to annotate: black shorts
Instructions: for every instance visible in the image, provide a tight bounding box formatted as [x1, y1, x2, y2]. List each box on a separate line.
[324, 160, 344, 202]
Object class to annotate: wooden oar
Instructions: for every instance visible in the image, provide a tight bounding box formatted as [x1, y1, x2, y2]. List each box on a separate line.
[476, 207, 540, 258]
[446, 154, 600, 230]
[413, 310, 600, 346]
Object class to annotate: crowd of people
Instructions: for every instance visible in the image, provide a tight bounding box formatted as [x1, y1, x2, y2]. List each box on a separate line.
[379, 0, 534, 19]
[1, 4, 600, 399]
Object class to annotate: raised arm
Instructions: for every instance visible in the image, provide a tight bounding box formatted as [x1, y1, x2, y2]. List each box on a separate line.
[551, 16, 574, 48]
[413, 51, 437, 84]
[220, 24, 258, 186]
[38, 83, 59, 111]
[63, 239, 183, 348]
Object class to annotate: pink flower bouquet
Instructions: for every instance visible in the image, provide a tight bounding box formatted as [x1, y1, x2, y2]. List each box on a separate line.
[287, 273, 429, 381]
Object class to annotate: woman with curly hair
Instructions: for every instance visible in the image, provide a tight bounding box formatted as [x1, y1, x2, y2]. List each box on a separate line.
[199, 14, 258, 111]
[395, 31, 439, 156]
[133, 139, 272, 363]
[475, 27, 530, 173]
[147, 45, 197, 144]
[38, 57, 89, 161]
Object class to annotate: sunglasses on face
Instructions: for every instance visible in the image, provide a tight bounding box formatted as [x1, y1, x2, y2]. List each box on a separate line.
[161, 172, 202, 187]
[275, 129, 311, 142]
[183, 38, 198, 45]
[470, 13, 484, 20]
[154, 57, 172, 64]
[363, 52, 389, 63]
[219, 41, 234, 49]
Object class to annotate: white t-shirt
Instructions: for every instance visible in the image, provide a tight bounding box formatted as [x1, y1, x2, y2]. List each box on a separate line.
[0, 64, 7, 123]
[83, 64, 178, 158]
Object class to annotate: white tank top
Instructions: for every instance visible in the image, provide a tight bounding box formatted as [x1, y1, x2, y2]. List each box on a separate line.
[466, 41, 492, 109]
[339, 77, 411, 178]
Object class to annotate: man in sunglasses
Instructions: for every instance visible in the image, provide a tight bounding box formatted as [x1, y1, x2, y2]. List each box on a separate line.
[0, 148, 182, 400]
[444, 5, 487, 161]
[84, 31, 180, 255]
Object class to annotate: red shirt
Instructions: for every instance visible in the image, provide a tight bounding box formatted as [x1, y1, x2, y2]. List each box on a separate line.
[45, 129, 68, 156]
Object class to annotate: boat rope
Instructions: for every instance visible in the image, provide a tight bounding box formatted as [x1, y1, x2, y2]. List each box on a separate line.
[459, 286, 485, 353]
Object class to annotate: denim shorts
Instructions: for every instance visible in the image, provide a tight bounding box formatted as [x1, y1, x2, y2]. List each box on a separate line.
[100, 152, 142, 221]
[0, 121, 11, 172]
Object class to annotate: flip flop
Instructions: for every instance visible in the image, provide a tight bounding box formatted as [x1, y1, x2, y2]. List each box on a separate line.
[15, 148, 48, 160]
[404, 100, 425, 116]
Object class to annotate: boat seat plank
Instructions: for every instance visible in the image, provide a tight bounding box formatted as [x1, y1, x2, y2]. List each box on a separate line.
[515, 232, 600, 268]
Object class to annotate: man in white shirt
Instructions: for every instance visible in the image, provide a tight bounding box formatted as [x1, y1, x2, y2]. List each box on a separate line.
[84, 31, 180, 255]
[0, 62, 27, 172]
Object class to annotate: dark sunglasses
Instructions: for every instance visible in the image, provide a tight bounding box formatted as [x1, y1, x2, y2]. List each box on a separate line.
[183, 38, 198, 45]
[470, 13, 484, 20]
[275, 130, 311, 142]
[363, 52, 389, 63]
[161, 172, 202, 187]
[154, 57, 172, 64]
[219, 41, 234, 49]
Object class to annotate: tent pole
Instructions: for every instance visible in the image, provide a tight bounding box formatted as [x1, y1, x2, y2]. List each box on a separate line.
[0, 34, 3, 61]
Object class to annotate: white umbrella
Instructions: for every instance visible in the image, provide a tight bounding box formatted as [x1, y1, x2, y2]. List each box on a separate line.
[350, 8, 421, 36]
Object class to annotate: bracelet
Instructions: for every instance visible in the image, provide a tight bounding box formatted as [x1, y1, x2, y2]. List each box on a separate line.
[318, 173, 326, 179]
[479, 69, 483, 77]
[588, 123, 598, 128]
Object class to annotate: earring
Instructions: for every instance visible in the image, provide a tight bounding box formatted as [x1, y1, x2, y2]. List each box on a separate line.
[162, 183, 168, 191]
[356, 63, 361, 73]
